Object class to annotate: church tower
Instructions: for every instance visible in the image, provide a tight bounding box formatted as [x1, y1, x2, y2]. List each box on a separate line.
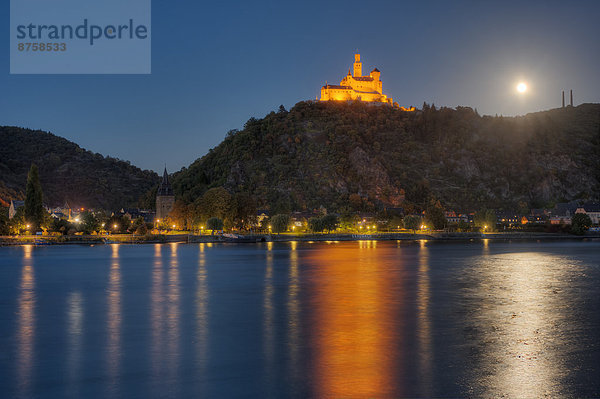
[156, 167, 175, 220]
[353, 53, 362, 77]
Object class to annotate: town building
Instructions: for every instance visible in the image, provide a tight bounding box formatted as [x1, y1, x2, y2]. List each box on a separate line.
[549, 202, 578, 225]
[118, 208, 155, 224]
[156, 167, 175, 220]
[319, 53, 415, 110]
[8, 200, 24, 219]
[575, 203, 600, 225]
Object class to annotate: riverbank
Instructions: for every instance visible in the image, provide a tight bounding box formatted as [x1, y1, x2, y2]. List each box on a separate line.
[1, 231, 599, 246]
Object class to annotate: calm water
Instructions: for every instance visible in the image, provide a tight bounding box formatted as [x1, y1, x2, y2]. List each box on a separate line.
[1, 240, 599, 398]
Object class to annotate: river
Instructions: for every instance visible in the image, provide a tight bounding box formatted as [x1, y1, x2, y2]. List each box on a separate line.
[1, 240, 599, 398]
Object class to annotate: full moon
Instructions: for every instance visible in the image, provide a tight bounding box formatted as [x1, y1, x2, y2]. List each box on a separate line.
[517, 82, 527, 93]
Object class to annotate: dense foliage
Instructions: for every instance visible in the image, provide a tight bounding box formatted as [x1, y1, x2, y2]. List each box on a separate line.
[0, 126, 159, 210]
[172, 101, 600, 214]
[571, 213, 592, 235]
[24, 164, 45, 231]
[270, 214, 290, 233]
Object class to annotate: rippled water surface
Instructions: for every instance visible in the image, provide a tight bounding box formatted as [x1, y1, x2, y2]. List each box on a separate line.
[1, 240, 599, 398]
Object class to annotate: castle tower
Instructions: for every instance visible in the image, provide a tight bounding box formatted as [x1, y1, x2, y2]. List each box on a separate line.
[353, 53, 362, 77]
[156, 167, 175, 220]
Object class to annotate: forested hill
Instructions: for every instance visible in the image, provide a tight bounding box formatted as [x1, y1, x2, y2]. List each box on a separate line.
[173, 101, 600, 213]
[0, 126, 158, 210]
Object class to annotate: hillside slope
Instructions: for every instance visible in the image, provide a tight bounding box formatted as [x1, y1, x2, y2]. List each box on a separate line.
[0, 126, 158, 210]
[173, 101, 600, 213]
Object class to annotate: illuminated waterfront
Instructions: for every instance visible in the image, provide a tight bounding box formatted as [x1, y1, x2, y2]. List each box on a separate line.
[0, 240, 599, 398]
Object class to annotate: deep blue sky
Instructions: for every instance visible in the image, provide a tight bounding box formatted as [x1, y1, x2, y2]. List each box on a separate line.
[2, 0, 599, 173]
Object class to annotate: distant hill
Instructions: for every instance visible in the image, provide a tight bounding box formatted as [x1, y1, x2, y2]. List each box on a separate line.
[0, 126, 158, 210]
[172, 101, 600, 212]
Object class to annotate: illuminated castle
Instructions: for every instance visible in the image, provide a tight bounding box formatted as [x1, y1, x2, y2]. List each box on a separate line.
[320, 53, 414, 110]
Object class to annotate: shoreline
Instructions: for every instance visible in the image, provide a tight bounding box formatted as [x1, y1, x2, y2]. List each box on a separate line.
[1, 232, 599, 246]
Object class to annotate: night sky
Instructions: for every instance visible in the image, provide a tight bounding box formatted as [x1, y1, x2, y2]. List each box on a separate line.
[1, 0, 598, 173]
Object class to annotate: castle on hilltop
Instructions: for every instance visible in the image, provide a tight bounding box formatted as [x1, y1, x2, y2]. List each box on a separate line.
[319, 53, 414, 111]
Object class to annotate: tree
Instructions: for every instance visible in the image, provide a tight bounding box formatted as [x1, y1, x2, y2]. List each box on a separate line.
[339, 212, 360, 230]
[131, 217, 148, 235]
[474, 209, 497, 232]
[229, 192, 258, 230]
[135, 222, 149, 235]
[200, 187, 231, 220]
[207, 217, 224, 235]
[308, 217, 324, 233]
[457, 220, 471, 232]
[169, 200, 192, 230]
[321, 214, 339, 233]
[571, 213, 592, 235]
[271, 214, 290, 234]
[80, 211, 99, 234]
[24, 164, 45, 231]
[0, 209, 9, 235]
[50, 217, 71, 235]
[425, 201, 447, 230]
[403, 215, 421, 233]
[9, 207, 26, 235]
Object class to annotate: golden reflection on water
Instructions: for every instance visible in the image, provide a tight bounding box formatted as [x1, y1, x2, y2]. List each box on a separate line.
[308, 242, 400, 398]
[287, 241, 301, 387]
[67, 291, 84, 397]
[417, 240, 432, 397]
[166, 243, 180, 383]
[17, 245, 35, 398]
[262, 240, 275, 390]
[196, 243, 209, 372]
[106, 244, 121, 396]
[151, 244, 165, 386]
[468, 251, 576, 397]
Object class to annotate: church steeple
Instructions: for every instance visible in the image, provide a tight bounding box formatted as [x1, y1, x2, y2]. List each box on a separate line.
[157, 166, 173, 196]
[156, 165, 175, 220]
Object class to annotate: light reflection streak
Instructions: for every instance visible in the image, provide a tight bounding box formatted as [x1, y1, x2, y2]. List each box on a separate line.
[106, 244, 121, 397]
[151, 244, 165, 388]
[262, 241, 275, 391]
[166, 243, 180, 389]
[310, 242, 396, 397]
[196, 243, 209, 374]
[16, 245, 34, 398]
[67, 291, 84, 397]
[287, 241, 300, 388]
[417, 240, 432, 397]
[467, 252, 574, 397]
